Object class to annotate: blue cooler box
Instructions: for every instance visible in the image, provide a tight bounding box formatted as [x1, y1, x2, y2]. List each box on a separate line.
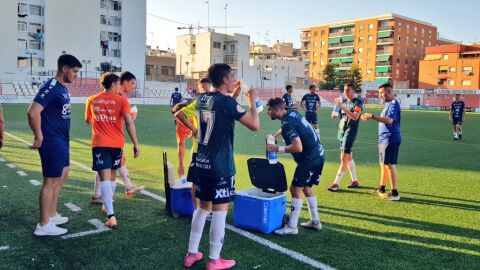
[234, 158, 288, 234]
[170, 182, 194, 216]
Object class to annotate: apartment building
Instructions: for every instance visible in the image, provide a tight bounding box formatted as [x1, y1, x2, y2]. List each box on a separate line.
[419, 44, 480, 89]
[300, 13, 453, 89]
[0, 0, 145, 84]
[145, 46, 176, 82]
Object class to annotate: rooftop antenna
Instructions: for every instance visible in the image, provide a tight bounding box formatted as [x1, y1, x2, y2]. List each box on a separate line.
[205, 1, 210, 31]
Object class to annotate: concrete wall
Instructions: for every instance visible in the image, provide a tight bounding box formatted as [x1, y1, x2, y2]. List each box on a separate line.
[0, 1, 18, 79]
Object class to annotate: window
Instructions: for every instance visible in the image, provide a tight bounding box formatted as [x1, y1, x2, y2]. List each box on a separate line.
[100, 15, 107, 25]
[111, 49, 121, 57]
[397, 35, 401, 41]
[18, 3, 28, 14]
[17, 39, 27, 50]
[396, 58, 400, 63]
[358, 36, 363, 43]
[422, 28, 425, 34]
[450, 67, 456, 72]
[359, 25, 364, 31]
[462, 80, 472, 86]
[462, 66, 473, 73]
[405, 59, 408, 64]
[398, 22, 402, 28]
[366, 69, 372, 74]
[412, 71, 416, 76]
[406, 24, 410, 29]
[357, 59, 362, 64]
[313, 41, 317, 47]
[109, 16, 121, 27]
[30, 5, 42, 16]
[396, 69, 400, 75]
[449, 80, 455, 86]
[414, 26, 417, 32]
[102, 49, 109, 56]
[368, 24, 373, 29]
[358, 48, 363, 53]
[443, 54, 448, 60]
[367, 48, 372, 55]
[18, 21, 27, 32]
[320, 61, 325, 66]
[368, 35, 373, 41]
[29, 40, 42, 50]
[428, 41, 431, 46]
[313, 52, 317, 57]
[17, 58, 28, 67]
[213, 41, 221, 49]
[321, 41, 325, 46]
[321, 30, 325, 36]
[29, 23, 42, 33]
[314, 31, 318, 37]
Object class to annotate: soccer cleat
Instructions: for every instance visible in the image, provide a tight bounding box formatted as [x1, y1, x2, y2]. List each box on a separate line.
[327, 183, 339, 192]
[184, 252, 203, 268]
[91, 195, 103, 205]
[206, 257, 236, 270]
[300, 220, 322, 231]
[382, 193, 400, 201]
[459, 134, 462, 139]
[105, 216, 117, 228]
[347, 180, 359, 188]
[274, 225, 298, 236]
[34, 222, 67, 236]
[50, 213, 68, 225]
[371, 188, 386, 197]
[125, 185, 145, 197]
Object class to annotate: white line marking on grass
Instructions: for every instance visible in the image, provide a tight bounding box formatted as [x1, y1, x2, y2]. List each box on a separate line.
[6, 131, 335, 270]
[0, 246, 9, 251]
[0, 157, 5, 162]
[17, 170, 27, 177]
[61, 219, 110, 240]
[64, 202, 82, 212]
[29, 179, 41, 186]
[6, 164, 15, 168]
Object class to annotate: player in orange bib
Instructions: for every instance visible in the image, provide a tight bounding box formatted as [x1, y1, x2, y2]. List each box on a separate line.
[90, 72, 144, 205]
[85, 73, 140, 227]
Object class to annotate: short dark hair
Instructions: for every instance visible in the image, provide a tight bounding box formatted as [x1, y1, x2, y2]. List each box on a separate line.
[199, 77, 210, 84]
[120, 71, 136, 83]
[286, 85, 292, 91]
[379, 83, 393, 91]
[57, 54, 82, 70]
[309, 84, 316, 90]
[267, 97, 286, 109]
[207, 64, 232, 88]
[171, 103, 188, 114]
[175, 87, 179, 91]
[344, 83, 355, 91]
[101, 73, 120, 89]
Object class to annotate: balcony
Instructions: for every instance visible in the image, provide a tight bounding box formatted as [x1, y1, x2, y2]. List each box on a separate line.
[328, 53, 354, 58]
[333, 63, 353, 68]
[376, 72, 392, 77]
[376, 61, 392, 66]
[329, 31, 354, 37]
[300, 47, 310, 51]
[378, 26, 394, 31]
[224, 49, 238, 55]
[377, 38, 393, 44]
[376, 50, 392, 55]
[328, 42, 354, 49]
[300, 35, 311, 42]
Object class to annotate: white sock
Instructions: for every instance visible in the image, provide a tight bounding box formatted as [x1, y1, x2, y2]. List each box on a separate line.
[348, 159, 358, 181]
[333, 169, 345, 185]
[101, 181, 114, 215]
[306, 196, 319, 222]
[454, 132, 458, 138]
[209, 211, 227, 260]
[110, 180, 117, 194]
[288, 198, 303, 229]
[93, 174, 101, 197]
[119, 166, 133, 190]
[315, 128, 320, 140]
[188, 208, 209, 254]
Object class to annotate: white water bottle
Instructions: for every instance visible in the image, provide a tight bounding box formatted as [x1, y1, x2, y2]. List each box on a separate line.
[332, 96, 342, 117]
[266, 134, 277, 164]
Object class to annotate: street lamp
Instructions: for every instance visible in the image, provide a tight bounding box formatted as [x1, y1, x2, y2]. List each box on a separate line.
[82, 60, 91, 79]
[185, 61, 190, 79]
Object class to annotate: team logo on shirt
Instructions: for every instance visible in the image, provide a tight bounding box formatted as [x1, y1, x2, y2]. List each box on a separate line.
[236, 104, 245, 113]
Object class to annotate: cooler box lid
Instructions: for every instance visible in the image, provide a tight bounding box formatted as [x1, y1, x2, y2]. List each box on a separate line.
[247, 158, 287, 194]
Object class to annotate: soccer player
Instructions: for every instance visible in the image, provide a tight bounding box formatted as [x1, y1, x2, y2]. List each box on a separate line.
[28, 54, 82, 236]
[183, 64, 259, 270]
[450, 94, 465, 140]
[170, 87, 183, 107]
[85, 73, 141, 227]
[90, 72, 144, 205]
[0, 102, 4, 150]
[282, 85, 297, 110]
[362, 83, 402, 201]
[328, 84, 363, 191]
[175, 78, 211, 210]
[266, 97, 325, 235]
[301, 84, 321, 138]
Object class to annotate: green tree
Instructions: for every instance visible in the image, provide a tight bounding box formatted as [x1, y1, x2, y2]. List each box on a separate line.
[319, 63, 338, 90]
[346, 64, 363, 92]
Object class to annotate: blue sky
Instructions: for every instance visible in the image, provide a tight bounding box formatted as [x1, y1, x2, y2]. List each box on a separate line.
[146, 0, 480, 50]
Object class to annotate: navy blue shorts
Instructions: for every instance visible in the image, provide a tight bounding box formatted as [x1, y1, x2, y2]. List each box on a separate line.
[305, 112, 318, 125]
[38, 138, 69, 178]
[292, 160, 324, 187]
[186, 153, 198, 185]
[92, 147, 123, 171]
[340, 135, 357, 154]
[196, 175, 235, 204]
[379, 142, 401, 165]
[452, 118, 462, 125]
